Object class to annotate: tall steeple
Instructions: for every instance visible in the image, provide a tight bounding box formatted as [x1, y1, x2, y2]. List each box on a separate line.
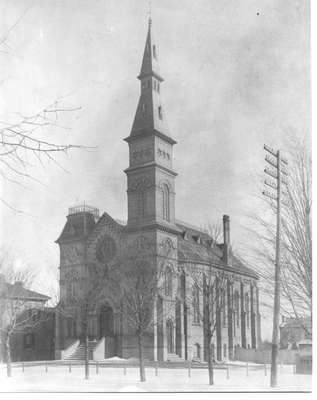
[124, 18, 178, 233]
[128, 18, 173, 141]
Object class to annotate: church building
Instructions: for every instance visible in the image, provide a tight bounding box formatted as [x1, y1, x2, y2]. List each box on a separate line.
[54, 19, 261, 362]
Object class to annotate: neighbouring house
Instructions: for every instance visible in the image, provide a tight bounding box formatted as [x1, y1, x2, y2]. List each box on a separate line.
[280, 316, 312, 349]
[54, 17, 262, 363]
[0, 274, 54, 362]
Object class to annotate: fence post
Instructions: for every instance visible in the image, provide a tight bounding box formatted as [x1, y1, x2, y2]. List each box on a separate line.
[96, 362, 99, 375]
[45, 362, 48, 373]
[124, 365, 127, 375]
[226, 364, 230, 379]
[246, 362, 249, 376]
[155, 362, 158, 376]
[69, 362, 72, 373]
[264, 363, 267, 376]
[188, 361, 191, 378]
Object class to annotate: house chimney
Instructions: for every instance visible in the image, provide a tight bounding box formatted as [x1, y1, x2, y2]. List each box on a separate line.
[223, 214, 230, 264]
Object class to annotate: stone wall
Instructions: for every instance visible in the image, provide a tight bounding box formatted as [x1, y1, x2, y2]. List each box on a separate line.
[235, 347, 298, 364]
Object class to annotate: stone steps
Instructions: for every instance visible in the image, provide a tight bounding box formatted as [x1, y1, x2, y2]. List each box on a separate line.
[166, 353, 184, 362]
[65, 341, 98, 361]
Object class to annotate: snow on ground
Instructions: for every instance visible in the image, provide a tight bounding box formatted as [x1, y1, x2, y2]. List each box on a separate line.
[0, 364, 311, 392]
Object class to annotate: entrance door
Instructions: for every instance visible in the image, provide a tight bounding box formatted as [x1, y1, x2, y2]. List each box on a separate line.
[99, 305, 116, 358]
[99, 305, 114, 337]
[166, 319, 174, 353]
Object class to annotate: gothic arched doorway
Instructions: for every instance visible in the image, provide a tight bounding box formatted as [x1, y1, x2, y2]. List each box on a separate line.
[166, 319, 174, 354]
[99, 304, 114, 338]
[99, 304, 116, 358]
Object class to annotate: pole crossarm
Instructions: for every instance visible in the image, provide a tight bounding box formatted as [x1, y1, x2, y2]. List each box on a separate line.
[281, 157, 288, 165]
[264, 144, 288, 165]
[281, 177, 288, 186]
[264, 179, 277, 190]
[265, 155, 278, 169]
[263, 190, 277, 201]
[280, 167, 288, 176]
[264, 144, 277, 157]
[264, 168, 278, 180]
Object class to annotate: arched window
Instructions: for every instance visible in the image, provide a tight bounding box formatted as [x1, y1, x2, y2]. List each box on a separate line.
[162, 184, 170, 221]
[222, 290, 227, 327]
[234, 291, 240, 327]
[153, 45, 157, 59]
[192, 284, 200, 324]
[158, 105, 163, 120]
[210, 285, 214, 324]
[194, 343, 201, 359]
[67, 280, 77, 302]
[138, 189, 146, 218]
[223, 343, 227, 358]
[245, 293, 250, 328]
[166, 319, 174, 353]
[233, 311, 236, 337]
[141, 102, 147, 117]
[164, 266, 173, 296]
[23, 333, 35, 349]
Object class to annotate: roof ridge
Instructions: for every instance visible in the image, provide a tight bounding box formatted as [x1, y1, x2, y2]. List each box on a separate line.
[176, 219, 209, 235]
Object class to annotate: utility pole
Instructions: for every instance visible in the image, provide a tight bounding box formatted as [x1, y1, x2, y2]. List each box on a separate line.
[263, 144, 288, 388]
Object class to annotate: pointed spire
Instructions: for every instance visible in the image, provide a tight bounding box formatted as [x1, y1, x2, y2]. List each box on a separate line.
[138, 17, 163, 82]
[126, 18, 175, 143]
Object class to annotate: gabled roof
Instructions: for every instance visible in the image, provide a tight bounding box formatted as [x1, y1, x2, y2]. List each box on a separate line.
[280, 317, 312, 329]
[87, 211, 125, 246]
[1, 282, 50, 302]
[176, 222, 258, 279]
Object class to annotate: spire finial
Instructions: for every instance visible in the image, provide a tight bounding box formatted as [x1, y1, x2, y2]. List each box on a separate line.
[148, 1, 152, 27]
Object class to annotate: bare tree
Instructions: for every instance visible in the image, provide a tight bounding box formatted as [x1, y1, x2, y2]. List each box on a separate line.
[0, 259, 48, 377]
[1, 8, 88, 212]
[243, 141, 312, 334]
[109, 250, 165, 382]
[0, 98, 86, 210]
[57, 258, 112, 380]
[184, 263, 227, 385]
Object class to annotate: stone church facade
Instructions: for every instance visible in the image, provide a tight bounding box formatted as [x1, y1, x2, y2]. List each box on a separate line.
[55, 19, 261, 362]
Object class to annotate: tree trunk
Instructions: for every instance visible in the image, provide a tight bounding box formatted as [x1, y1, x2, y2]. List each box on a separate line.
[137, 332, 146, 382]
[206, 332, 214, 385]
[5, 334, 12, 378]
[84, 334, 89, 380]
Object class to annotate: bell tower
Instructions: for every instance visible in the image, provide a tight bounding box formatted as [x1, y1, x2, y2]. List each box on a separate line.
[124, 18, 178, 234]
[123, 18, 182, 362]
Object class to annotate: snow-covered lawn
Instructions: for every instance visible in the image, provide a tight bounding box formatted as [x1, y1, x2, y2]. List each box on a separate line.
[0, 363, 311, 392]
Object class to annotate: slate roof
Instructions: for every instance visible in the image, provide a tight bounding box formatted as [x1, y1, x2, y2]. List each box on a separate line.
[176, 222, 258, 279]
[56, 212, 96, 243]
[0, 282, 50, 302]
[280, 317, 312, 329]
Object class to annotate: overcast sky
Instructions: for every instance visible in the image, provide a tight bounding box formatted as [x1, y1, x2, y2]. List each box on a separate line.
[0, 0, 310, 339]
